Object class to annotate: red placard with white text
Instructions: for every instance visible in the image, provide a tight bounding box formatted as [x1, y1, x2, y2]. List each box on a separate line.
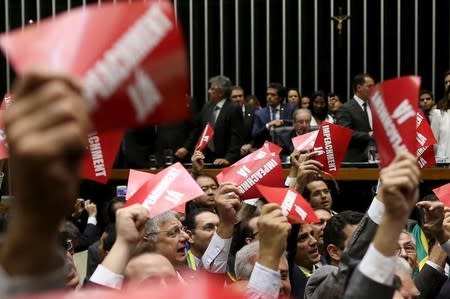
[217, 149, 284, 200]
[416, 111, 437, 149]
[126, 163, 203, 217]
[0, 2, 189, 131]
[369, 76, 420, 167]
[417, 145, 436, 169]
[196, 123, 214, 152]
[216, 141, 281, 185]
[433, 183, 450, 207]
[262, 140, 283, 155]
[126, 169, 155, 200]
[312, 122, 352, 176]
[82, 130, 124, 184]
[256, 185, 319, 224]
[292, 130, 319, 152]
[416, 111, 437, 169]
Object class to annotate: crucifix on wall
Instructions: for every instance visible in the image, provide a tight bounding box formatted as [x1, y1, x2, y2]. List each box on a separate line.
[331, 6, 350, 48]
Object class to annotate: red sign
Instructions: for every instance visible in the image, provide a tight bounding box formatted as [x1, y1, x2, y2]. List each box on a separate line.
[292, 130, 319, 152]
[417, 145, 436, 169]
[416, 111, 437, 149]
[256, 185, 319, 224]
[196, 123, 214, 152]
[217, 149, 284, 200]
[369, 76, 420, 167]
[416, 111, 437, 169]
[0, 2, 189, 131]
[126, 163, 203, 217]
[126, 169, 155, 200]
[433, 183, 450, 207]
[82, 130, 124, 184]
[312, 122, 352, 176]
[262, 140, 283, 155]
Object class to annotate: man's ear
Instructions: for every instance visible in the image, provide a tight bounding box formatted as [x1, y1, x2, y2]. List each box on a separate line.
[186, 229, 194, 244]
[326, 244, 342, 263]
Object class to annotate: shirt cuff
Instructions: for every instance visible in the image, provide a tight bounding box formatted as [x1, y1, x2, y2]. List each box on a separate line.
[426, 260, 444, 274]
[284, 176, 295, 187]
[358, 243, 396, 286]
[89, 264, 124, 289]
[87, 217, 97, 226]
[201, 232, 232, 273]
[367, 196, 384, 225]
[247, 262, 281, 299]
[440, 239, 450, 257]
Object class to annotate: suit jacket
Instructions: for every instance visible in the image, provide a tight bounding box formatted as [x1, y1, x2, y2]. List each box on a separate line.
[84, 240, 100, 284]
[75, 223, 100, 253]
[185, 99, 244, 163]
[252, 103, 296, 147]
[289, 264, 310, 299]
[306, 212, 446, 299]
[415, 263, 447, 299]
[242, 105, 255, 144]
[279, 129, 297, 159]
[304, 214, 385, 299]
[343, 268, 395, 299]
[336, 98, 372, 162]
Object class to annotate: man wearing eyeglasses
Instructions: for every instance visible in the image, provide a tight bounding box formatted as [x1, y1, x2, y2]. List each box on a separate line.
[395, 231, 417, 273]
[278, 108, 312, 159]
[90, 208, 191, 287]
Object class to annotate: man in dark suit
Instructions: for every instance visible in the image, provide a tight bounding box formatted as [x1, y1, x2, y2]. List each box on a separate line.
[336, 73, 375, 162]
[278, 108, 312, 158]
[304, 153, 445, 299]
[184, 76, 244, 166]
[230, 86, 256, 157]
[252, 83, 296, 148]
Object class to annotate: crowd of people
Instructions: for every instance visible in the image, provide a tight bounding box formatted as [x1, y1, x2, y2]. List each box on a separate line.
[118, 72, 450, 169]
[0, 69, 449, 299]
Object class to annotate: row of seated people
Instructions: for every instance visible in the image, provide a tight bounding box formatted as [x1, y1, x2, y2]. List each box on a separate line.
[118, 73, 450, 170]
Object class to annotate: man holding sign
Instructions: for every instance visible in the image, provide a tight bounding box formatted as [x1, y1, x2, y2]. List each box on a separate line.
[278, 108, 313, 159]
[183, 76, 244, 166]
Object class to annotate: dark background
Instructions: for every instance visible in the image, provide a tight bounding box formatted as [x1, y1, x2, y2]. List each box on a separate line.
[1, 0, 449, 105]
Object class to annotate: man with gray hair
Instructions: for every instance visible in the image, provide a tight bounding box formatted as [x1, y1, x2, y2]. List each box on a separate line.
[235, 241, 291, 299]
[278, 108, 312, 158]
[181, 75, 244, 165]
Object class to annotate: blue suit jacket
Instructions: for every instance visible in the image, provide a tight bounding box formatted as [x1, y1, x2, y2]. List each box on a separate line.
[252, 103, 296, 147]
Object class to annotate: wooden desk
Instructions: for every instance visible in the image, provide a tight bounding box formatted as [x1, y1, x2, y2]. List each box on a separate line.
[110, 167, 450, 181]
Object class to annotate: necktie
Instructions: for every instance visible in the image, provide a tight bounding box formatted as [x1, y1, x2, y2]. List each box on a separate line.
[362, 102, 369, 120]
[207, 105, 219, 152]
[363, 102, 372, 129]
[209, 105, 220, 126]
[271, 108, 278, 121]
